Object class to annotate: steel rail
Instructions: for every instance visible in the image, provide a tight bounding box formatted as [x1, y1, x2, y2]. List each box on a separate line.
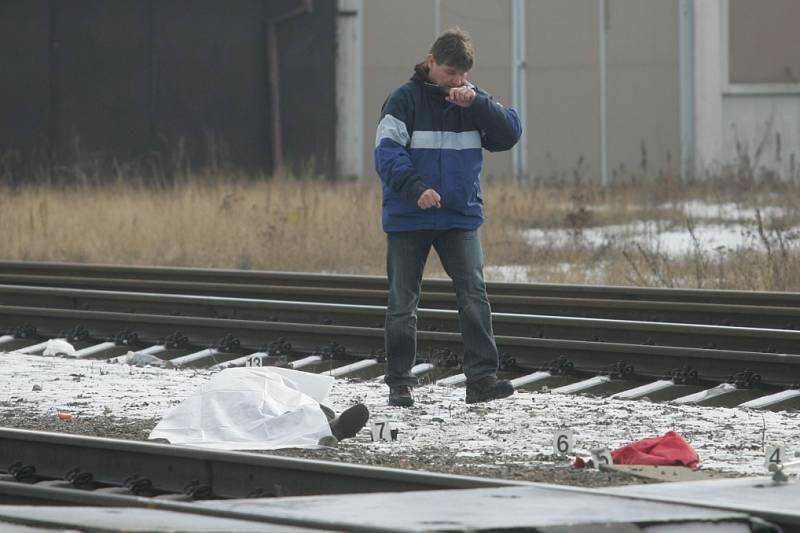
[0, 483, 406, 533]
[0, 481, 405, 533]
[3, 284, 800, 355]
[0, 428, 521, 501]
[3, 260, 800, 306]
[0, 275, 798, 329]
[1, 305, 799, 386]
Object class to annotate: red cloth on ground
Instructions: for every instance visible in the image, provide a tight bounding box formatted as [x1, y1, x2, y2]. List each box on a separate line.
[611, 431, 699, 469]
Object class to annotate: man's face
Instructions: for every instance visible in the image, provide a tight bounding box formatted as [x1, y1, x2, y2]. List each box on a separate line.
[425, 55, 468, 89]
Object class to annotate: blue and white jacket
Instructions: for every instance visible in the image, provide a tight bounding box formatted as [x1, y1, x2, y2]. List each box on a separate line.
[374, 63, 522, 232]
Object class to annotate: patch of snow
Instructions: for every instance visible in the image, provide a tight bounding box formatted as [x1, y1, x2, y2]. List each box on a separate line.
[522, 221, 788, 257]
[671, 201, 785, 222]
[521, 202, 796, 257]
[0, 352, 214, 419]
[2, 350, 798, 477]
[484, 265, 530, 283]
[42, 339, 76, 357]
[486, 262, 610, 284]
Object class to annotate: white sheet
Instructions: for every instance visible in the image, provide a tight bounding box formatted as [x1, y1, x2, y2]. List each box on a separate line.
[148, 366, 334, 450]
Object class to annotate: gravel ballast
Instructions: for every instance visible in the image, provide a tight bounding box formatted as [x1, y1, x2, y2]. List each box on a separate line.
[2, 351, 797, 488]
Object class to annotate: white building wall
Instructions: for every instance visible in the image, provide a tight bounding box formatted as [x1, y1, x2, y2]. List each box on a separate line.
[692, 0, 724, 176]
[357, 0, 682, 184]
[605, 0, 680, 179]
[720, 95, 800, 179]
[335, 0, 364, 179]
[348, 0, 800, 183]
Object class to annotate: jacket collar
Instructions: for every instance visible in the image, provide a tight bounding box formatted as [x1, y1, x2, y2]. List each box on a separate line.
[412, 62, 477, 102]
[412, 62, 448, 101]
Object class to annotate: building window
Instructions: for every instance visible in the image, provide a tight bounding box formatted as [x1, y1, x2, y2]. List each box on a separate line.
[728, 0, 800, 84]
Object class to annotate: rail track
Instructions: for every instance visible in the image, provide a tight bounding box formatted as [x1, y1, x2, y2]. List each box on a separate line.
[0, 427, 517, 499]
[4, 260, 800, 307]
[1, 261, 800, 328]
[2, 262, 800, 530]
[4, 430, 796, 532]
[4, 284, 800, 354]
[0, 262, 799, 411]
[0, 428, 524, 532]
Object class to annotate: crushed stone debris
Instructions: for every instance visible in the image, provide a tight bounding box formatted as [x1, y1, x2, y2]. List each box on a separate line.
[1, 350, 797, 486]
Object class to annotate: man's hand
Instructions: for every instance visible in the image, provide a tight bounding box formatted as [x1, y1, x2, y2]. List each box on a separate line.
[417, 188, 441, 209]
[446, 86, 476, 107]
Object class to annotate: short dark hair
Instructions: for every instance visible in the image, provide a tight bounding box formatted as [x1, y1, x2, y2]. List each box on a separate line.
[430, 27, 474, 72]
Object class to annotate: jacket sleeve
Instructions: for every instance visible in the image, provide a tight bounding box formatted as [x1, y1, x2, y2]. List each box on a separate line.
[374, 89, 428, 204]
[468, 87, 522, 152]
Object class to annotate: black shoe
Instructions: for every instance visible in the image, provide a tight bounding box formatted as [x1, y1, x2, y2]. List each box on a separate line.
[317, 435, 339, 447]
[466, 375, 515, 404]
[388, 385, 414, 407]
[328, 403, 370, 441]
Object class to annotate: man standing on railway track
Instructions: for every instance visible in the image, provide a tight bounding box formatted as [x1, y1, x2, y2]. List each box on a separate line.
[374, 27, 522, 407]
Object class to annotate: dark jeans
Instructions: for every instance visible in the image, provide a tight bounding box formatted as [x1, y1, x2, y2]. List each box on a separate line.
[384, 228, 499, 387]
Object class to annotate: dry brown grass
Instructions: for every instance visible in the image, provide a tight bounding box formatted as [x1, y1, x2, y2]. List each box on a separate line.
[0, 176, 386, 273]
[2, 173, 799, 290]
